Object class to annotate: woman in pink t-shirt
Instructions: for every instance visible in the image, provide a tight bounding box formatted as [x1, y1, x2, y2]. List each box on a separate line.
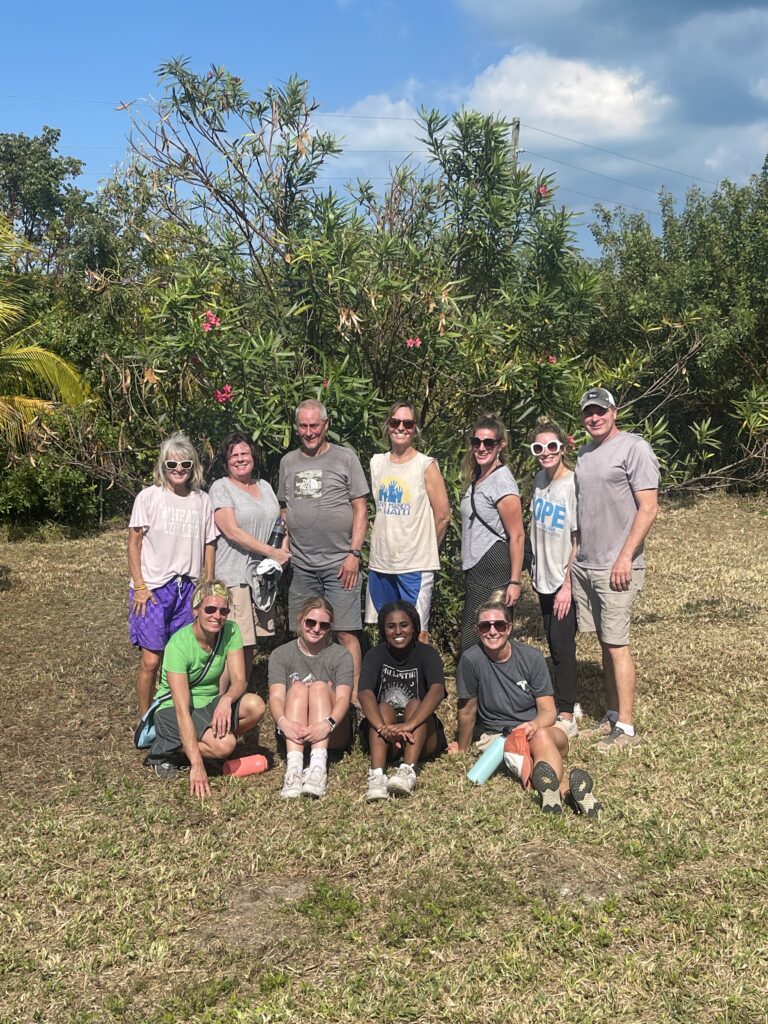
[127, 432, 217, 716]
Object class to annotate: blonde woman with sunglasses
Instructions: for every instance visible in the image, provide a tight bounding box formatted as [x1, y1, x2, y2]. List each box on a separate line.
[146, 580, 266, 798]
[128, 433, 217, 717]
[528, 417, 580, 738]
[268, 597, 354, 799]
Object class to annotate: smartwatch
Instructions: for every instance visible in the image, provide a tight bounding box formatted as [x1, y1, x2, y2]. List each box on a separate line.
[326, 716, 337, 730]
[348, 549, 362, 559]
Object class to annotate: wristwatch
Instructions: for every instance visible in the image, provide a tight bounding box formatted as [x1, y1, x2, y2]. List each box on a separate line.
[348, 549, 362, 559]
[326, 716, 337, 730]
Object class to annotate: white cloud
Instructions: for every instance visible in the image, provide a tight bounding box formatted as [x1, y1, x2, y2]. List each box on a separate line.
[315, 93, 424, 177]
[465, 49, 671, 139]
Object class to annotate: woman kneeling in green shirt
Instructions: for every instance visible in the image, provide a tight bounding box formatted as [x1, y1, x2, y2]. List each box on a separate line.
[148, 579, 266, 798]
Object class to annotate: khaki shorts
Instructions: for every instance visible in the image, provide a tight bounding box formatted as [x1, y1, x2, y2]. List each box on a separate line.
[229, 583, 275, 647]
[571, 565, 645, 646]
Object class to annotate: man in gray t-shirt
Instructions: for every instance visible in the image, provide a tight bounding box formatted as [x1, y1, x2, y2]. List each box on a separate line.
[573, 387, 659, 755]
[277, 399, 369, 687]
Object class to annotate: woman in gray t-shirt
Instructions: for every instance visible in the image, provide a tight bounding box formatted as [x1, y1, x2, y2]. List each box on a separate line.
[268, 597, 354, 800]
[458, 415, 525, 654]
[209, 433, 290, 680]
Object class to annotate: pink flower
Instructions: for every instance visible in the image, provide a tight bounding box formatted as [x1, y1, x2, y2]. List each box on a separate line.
[567, 435, 576, 448]
[547, 355, 557, 364]
[405, 336, 422, 349]
[202, 322, 212, 332]
[202, 310, 221, 331]
[537, 185, 549, 197]
[214, 384, 234, 404]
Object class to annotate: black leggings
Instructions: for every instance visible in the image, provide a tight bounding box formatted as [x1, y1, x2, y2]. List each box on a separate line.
[460, 540, 511, 654]
[537, 588, 578, 714]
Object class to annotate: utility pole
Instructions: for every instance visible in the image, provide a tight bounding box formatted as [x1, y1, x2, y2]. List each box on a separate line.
[510, 118, 520, 170]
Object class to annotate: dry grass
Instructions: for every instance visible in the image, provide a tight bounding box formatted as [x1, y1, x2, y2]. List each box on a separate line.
[1, 493, 767, 1024]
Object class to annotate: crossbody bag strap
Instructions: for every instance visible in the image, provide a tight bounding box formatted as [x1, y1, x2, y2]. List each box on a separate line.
[470, 469, 507, 541]
[155, 625, 225, 710]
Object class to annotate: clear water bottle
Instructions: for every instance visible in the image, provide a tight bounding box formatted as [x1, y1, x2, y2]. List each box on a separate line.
[267, 517, 286, 548]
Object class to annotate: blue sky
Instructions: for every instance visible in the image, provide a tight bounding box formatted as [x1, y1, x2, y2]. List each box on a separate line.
[3, 0, 767, 254]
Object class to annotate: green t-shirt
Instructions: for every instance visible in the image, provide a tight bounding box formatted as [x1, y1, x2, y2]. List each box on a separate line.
[155, 621, 243, 709]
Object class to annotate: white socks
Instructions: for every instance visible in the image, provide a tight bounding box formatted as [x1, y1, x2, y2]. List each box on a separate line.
[286, 751, 303, 772]
[309, 748, 328, 770]
[616, 721, 636, 736]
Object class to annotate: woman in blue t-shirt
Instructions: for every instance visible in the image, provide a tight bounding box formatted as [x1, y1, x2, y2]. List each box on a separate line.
[358, 600, 447, 800]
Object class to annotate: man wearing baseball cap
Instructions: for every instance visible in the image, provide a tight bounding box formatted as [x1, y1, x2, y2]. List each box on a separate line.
[572, 387, 659, 753]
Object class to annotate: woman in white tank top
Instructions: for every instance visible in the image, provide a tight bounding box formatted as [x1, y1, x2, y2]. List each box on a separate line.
[365, 401, 451, 640]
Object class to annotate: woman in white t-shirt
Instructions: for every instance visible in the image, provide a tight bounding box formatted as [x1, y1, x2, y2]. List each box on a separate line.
[459, 414, 525, 654]
[366, 401, 450, 641]
[127, 432, 217, 717]
[528, 417, 579, 738]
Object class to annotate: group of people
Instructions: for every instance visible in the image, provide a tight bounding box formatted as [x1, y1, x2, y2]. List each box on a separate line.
[128, 388, 659, 810]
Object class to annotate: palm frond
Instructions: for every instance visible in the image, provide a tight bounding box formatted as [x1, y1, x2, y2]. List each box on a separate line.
[0, 344, 89, 406]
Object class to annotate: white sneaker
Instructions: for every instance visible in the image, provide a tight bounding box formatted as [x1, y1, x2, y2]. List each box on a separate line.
[554, 715, 579, 740]
[387, 762, 417, 796]
[301, 764, 328, 798]
[281, 766, 303, 799]
[366, 770, 389, 801]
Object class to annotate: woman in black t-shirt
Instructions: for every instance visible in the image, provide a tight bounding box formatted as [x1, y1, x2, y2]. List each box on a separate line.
[358, 600, 447, 800]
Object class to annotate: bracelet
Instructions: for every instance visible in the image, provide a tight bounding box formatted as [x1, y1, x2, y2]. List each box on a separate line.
[508, 580, 522, 586]
[133, 584, 148, 591]
[277, 714, 286, 735]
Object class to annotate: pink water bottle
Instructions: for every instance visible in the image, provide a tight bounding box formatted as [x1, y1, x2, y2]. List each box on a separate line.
[223, 754, 269, 777]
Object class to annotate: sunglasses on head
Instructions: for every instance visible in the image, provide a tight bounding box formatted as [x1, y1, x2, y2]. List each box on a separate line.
[389, 417, 416, 430]
[477, 619, 510, 634]
[164, 459, 193, 470]
[471, 437, 500, 451]
[530, 440, 564, 457]
[304, 617, 332, 632]
[202, 604, 230, 616]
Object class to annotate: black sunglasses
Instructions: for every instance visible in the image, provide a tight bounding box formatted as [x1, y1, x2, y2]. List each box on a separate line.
[202, 605, 230, 616]
[389, 417, 416, 430]
[471, 437, 500, 451]
[304, 617, 332, 632]
[164, 459, 193, 470]
[477, 619, 510, 634]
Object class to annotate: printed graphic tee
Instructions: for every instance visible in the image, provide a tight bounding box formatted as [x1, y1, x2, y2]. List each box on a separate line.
[277, 444, 369, 569]
[529, 469, 577, 594]
[456, 641, 553, 733]
[358, 641, 446, 711]
[128, 485, 218, 588]
[368, 451, 440, 572]
[268, 640, 354, 692]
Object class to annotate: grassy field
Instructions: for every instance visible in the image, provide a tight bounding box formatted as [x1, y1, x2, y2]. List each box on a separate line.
[1, 493, 767, 1024]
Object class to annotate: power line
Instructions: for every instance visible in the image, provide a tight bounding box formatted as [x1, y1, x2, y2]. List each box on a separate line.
[556, 186, 661, 218]
[525, 148, 661, 195]
[521, 121, 717, 185]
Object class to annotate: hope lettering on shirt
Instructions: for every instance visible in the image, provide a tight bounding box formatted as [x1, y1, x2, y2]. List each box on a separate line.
[532, 496, 566, 533]
[159, 504, 202, 539]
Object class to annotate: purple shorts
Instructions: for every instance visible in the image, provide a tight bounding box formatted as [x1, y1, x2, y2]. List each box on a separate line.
[128, 576, 195, 651]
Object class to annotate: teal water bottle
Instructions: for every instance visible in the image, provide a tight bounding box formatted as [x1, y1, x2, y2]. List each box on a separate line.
[466, 734, 506, 785]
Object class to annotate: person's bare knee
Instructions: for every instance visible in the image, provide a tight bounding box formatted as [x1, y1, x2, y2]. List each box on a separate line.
[199, 731, 237, 760]
[236, 693, 265, 733]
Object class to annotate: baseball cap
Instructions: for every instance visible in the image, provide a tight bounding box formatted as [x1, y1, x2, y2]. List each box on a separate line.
[580, 387, 616, 411]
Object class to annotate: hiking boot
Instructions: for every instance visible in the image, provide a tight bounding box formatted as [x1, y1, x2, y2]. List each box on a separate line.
[152, 761, 179, 780]
[387, 762, 417, 796]
[554, 715, 579, 741]
[301, 764, 328, 798]
[596, 725, 642, 755]
[366, 770, 389, 801]
[503, 728, 533, 788]
[584, 714, 616, 739]
[531, 760, 563, 814]
[567, 768, 603, 817]
[281, 766, 304, 799]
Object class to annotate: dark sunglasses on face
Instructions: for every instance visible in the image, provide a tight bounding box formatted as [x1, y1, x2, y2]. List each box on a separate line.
[304, 617, 332, 632]
[165, 459, 193, 470]
[530, 440, 563, 456]
[389, 417, 416, 430]
[477, 619, 510, 634]
[202, 605, 230, 616]
[471, 437, 500, 451]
